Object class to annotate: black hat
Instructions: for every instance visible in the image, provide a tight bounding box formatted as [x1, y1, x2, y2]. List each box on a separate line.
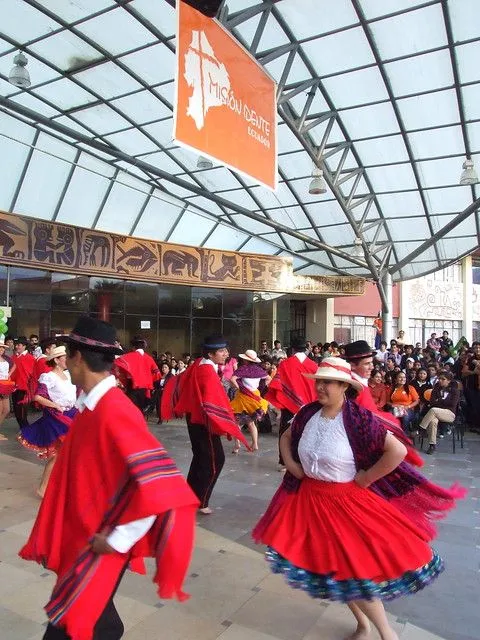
[344, 340, 376, 361]
[291, 336, 307, 351]
[203, 334, 228, 350]
[60, 316, 123, 355]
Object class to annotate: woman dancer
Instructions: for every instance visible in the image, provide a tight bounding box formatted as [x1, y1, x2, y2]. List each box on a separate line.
[230, 349, 268, 452]
[0, 340, 15, 440]
[18, 346, 77, 497]
[253, 357, 465, 640]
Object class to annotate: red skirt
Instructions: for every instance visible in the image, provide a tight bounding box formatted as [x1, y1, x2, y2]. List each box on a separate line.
[259, 477, 436, 583]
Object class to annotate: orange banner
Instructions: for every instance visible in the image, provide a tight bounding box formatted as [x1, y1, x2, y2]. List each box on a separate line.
[174, 1, 277, 190]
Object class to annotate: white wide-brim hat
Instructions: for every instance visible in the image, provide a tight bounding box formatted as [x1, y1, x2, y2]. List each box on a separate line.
[303, 357, 363, 392]
[238, 349, 261, 363]
[46, 345, 67, 361]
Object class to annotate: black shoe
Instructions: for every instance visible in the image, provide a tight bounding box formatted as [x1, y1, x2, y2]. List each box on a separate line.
[426, 444, 436, 455]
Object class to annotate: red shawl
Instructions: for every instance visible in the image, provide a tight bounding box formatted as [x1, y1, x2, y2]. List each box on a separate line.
[161, 358, 250, 449]
[19, 387, 198, 640]
[265, 355, 317, 414]
[355, 380, 423, 468]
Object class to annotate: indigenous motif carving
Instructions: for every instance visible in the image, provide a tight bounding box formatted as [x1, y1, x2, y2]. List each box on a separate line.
[162, 249, 200, 278]
[0, 211, 365, 295]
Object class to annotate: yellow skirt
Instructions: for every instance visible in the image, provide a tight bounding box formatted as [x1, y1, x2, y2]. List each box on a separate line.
[231, 389, 268, 416]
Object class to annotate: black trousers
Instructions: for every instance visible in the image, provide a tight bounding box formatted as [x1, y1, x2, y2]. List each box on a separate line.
[186, 420, 225, 508]
[126, 387, 147, 412]
[43, 565, 127, 640]
[278, 409, 294, 465]
[12, 389, 29, 428]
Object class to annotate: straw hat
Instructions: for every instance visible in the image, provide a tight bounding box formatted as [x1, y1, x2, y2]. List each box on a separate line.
[303, 357, 363, 391]
[238, 349, 261, 363]
[46, 345, 67, 361]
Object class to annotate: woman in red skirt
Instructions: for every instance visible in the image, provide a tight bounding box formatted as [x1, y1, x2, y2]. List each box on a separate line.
[253, 357, 465, 640]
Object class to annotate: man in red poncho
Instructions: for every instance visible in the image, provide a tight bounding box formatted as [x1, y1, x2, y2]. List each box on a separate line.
[11, 336, 35, 427]
[19, 316, 199, 640]
[344, 340, 423, 467]
[264, 336, 317, 467]
[162, 335, 249, 515]
[114, 336, 160, 411]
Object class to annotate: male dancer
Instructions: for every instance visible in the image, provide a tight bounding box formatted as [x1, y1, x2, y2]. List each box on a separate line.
[265, 336, 317, 468]
[162, 335, 249, 514]
[344, 340, 422, 467]
[114, 336, 160, 411]
[20, 316, 198, 640]
[11, 336, 35, 428]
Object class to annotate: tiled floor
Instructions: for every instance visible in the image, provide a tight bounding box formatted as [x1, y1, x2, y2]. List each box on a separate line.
[1, 414, 478, 640]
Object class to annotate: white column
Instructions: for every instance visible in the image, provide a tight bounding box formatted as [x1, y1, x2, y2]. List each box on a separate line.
[272, 298, 278, 343]
[399, 279, 410, 341]
[381, 272, 393, 345]
[463, 256, 473, 341]
[305, 297, 334, 343]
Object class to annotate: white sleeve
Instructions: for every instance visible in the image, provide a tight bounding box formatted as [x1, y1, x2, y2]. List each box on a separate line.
[106, 515, 156, 553]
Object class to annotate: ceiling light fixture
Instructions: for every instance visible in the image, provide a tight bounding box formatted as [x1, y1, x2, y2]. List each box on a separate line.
[197, 155, 213, 170]
[459, 158, 479, 185]
[308, 166, 327, 195]
[8, 52, 31, 89]
[352, 237, 364, 258]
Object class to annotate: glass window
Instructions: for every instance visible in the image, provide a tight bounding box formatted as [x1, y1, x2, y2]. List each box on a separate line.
[90, 277, 125, 318]
[223, 290, 253, 320]
[9, 267, 52, 338]
[191, 318, 221, 356]
[158, 317, 191, 358]
[51, 310, 86, 337]
[191, 287, 222, 318]
[0, 265, 7, 306]
[124, 314, 158, 354]
[254, 319, 273, 352]
[223, 319, 253, 357]
[125, 282, 158, 315]
[158, 285, 191, 316]
[51, 273, 89, 311]
[473, 261, 480, 285]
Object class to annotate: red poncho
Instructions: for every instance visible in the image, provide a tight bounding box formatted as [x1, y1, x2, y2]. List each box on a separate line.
[265, 355, 317, 414]
[161, 358, 250, 449]
[114, 351, 160, 391]
[19, 387, 199, 640]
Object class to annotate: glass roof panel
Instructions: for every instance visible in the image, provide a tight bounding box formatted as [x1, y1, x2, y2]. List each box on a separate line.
[376, 191, 424, 216]
[468, 122, 480, 153]
[339, 102, 400, 138]
[385, 49, 454, 97]
[37, 0, 115, 23]
[74, 62, 143, 100]
[103, 128, 159, 155]
[442, 216, 477, 239]
[449, 0, 480, 41]
[131, 0, 176, 38]
[167, 210, 216, 246]
[278, 0, 358, 39]
[321, 224, 355, 246]
[0, 135, 31, 211]
[354, 135, 409, 166]
[121, 45, 176, 86]
[240, 237, 278, 255]
[95, 178, 149, 234]
[301, 28, 375, 76]
[408, 125, 465, 160]
[56, 167, 110, 228]
[250, 182, 297, 209]
[0, 0, 61, 41]
[136, 151, 183, 175]
[268, 206, 311, 229]
[202, 224, 250, 251]
[439, 236, 478, 259]
[33, 78, 97, 111]
[368, 4, 447, 59]
[385, 217, 431, 241]
[28, 30, 101, 72]
[305, 199, 347, 226]
[455, 41, 480, 84]
[464, 82, 480, 121]
[430, 214, 456, 233]
[230, 214, 275, 235]
[423, 186, 472, 214]
[111, 91, 172, 123]
[217, 188, 258, 210]
[152, 81, 174, 106]
[279, 150, 313, 180]
[397, 89, 460, 130]
[141, 119, 176, 147]
[132, 195, 182, 240]
[277, 123, 304, 153]
[76, 8, 156, 56]
[416, 157, 463, 189]
[360, 0, 437, 21]
[72, 104, 131, 135]
[322, 66, 388, 109]
[263, 50, 310, 85]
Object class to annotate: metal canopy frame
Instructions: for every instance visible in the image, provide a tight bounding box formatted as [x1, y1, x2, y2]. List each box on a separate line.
[0, 0, 477, 293]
